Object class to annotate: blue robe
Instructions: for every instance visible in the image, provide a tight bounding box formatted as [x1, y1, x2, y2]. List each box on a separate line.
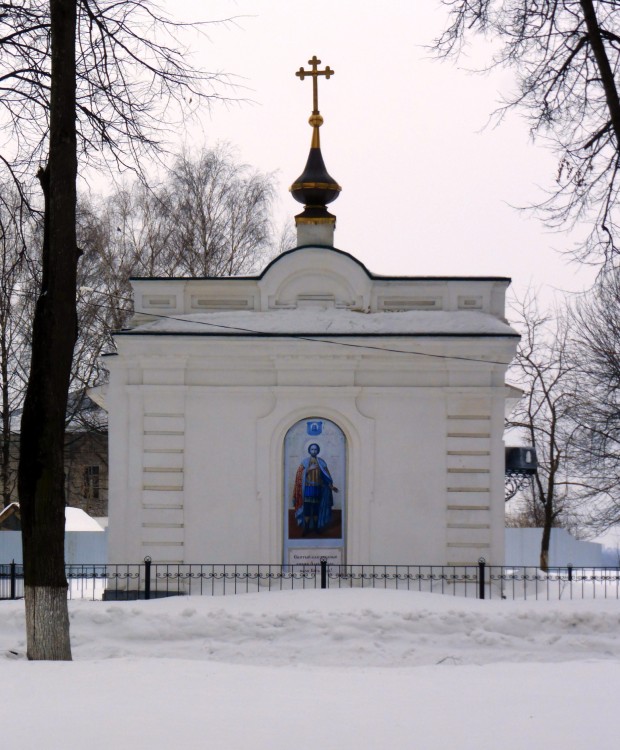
[293, 456, 334, 530]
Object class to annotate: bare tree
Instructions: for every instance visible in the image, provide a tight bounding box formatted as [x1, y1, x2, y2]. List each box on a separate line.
[435, 1, 620, 263]
[86, 183, 180, 279]
[69, 146, 282, 388]
[168, 146, 277, 276]
[16, 0, 80, 661]
[81, 146, 280, 283]
[273, 219, 297, 258]
[1, 0, 227, 660]
[72, 195, 138, 387]
[569, 269, 620, 531]
[0, 188, 37, 507]
[507, 294, 582, 569]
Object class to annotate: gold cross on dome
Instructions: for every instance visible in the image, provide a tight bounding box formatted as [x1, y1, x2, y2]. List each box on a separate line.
[295, 56, 334, 115]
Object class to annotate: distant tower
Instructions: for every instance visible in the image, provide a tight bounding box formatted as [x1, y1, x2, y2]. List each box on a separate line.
[290, 55, 341, 247]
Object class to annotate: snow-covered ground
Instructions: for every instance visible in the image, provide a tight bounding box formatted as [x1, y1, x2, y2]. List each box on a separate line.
[2, 589, 618, 749]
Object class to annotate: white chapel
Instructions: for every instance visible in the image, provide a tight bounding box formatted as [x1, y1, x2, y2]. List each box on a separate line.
[104, 57, 519, 568]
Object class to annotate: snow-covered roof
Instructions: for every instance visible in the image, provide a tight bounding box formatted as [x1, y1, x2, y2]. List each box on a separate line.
[1, 504, 104, 531]
[124, 309, 517, 337]
[10, 390, 107, 433]
[123, 247, 516, 337]
[65, 507, 104, 532]
[0, 502, 19, 527]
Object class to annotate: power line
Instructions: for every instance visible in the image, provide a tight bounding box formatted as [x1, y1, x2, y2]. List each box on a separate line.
[14, 284, 518, 365]
[76, 287, 517, 366]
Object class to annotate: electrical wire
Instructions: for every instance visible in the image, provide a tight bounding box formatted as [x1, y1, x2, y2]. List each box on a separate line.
[75, 287, 518, 366]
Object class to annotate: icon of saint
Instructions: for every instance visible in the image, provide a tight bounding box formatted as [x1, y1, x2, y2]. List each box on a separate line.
[292, 443, 338, 536]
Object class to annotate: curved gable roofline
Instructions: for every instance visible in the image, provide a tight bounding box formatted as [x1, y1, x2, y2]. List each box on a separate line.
[128, 245, 368, 282]
[259, 245, 512, 283]
[129, 245, 512, 284]
[257, 244, 371, 279]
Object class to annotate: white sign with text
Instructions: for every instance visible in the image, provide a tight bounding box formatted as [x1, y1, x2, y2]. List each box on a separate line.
[288, 548, 343, 566]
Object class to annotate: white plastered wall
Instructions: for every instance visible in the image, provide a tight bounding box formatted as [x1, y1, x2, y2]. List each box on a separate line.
[107, 246, 517, 567]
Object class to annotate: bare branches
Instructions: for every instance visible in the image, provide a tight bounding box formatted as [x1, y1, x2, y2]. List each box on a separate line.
[0, 186, 38, 506]
[167, 147, 277, 277]
[507, 292, 584, 565]
[0, 1, 230, 187]
[508, 268, 620, 535]
[67, 146, 281, 389]
[567, 269, 620, 530]
[0, 0, 234, 659]
[434, 1, 620, 264]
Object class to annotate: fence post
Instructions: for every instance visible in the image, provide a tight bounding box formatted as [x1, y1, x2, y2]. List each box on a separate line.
[567, 563, 573, 582]
[144, 556, 152, 600]
[10, 560, 16, 600]
[478, 558, 486, 600]
[320, 558, 327, 589]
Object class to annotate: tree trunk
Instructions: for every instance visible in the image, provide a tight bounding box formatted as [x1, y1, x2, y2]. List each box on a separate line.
[540, 522, 551, 572]
[540, 496, 555, 572]
[580, 0, 620, 149]
[1, 317, 11, 507]
[18, 0, 78, 661]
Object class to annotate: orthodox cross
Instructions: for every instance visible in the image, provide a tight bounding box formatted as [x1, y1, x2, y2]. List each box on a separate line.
[295, 56, 334, 115]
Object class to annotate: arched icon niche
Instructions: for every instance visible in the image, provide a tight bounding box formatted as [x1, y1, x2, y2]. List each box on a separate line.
[283, 418, 346, 565]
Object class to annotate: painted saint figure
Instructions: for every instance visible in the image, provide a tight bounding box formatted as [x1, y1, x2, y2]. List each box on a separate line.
[292, 443, 338, 536]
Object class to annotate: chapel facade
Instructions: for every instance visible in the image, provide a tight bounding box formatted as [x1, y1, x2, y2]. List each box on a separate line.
[104, 57, 519, 567]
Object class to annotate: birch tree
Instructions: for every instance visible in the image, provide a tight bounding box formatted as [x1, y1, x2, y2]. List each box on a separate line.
[167, 147, 277, 277]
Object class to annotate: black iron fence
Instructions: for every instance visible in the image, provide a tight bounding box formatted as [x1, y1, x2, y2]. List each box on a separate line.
[2, 558, 620, 601]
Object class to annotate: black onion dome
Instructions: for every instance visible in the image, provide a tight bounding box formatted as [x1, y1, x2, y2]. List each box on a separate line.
[291, 145, 341, 208]
[290, 112, 341, 220]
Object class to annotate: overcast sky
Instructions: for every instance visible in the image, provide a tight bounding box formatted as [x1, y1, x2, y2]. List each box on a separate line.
[160, 0, 598, 306]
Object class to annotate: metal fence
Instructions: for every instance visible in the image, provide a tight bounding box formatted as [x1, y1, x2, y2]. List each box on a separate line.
[3, 558, 620, 601]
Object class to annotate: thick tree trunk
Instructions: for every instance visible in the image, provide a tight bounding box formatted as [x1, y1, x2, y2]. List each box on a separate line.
[24, 586, 72, 660]
[18, 0, 78, 661]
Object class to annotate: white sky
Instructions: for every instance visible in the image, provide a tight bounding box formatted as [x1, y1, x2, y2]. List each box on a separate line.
[158, 0, 598, 305]
[3, 589, 619, 749]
